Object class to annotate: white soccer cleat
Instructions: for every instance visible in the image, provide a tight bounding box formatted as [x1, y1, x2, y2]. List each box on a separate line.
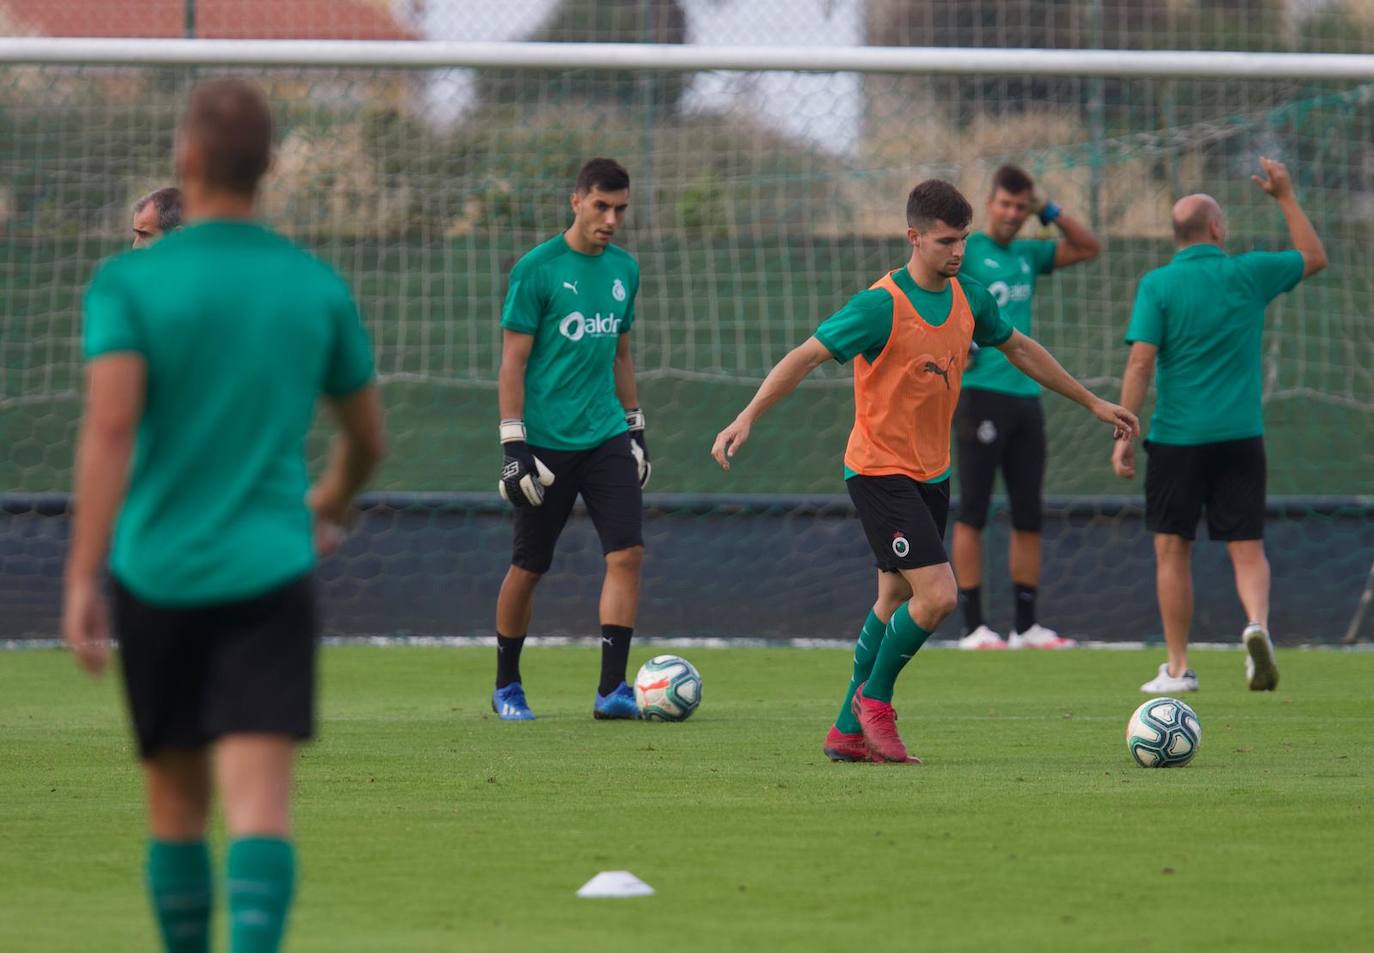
[1008, 624, 1078, 650]
[958, 625, 1007, 650]
[1140, 662, 1199, 694]
[1243, 623, 1279, 691]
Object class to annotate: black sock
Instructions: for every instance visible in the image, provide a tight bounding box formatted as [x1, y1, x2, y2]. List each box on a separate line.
[1014, 584, 1038, 633]
[958, 586, 984, 633]
[496, 632, 526, 689]
[599, 624, 633, 695]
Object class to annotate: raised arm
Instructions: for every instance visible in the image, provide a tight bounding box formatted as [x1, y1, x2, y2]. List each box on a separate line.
[710, 336, 833, 470]
[1046, 207, 1102, 269]
[1253, 157, 1327, 278]
[996, 329, 1138, 439]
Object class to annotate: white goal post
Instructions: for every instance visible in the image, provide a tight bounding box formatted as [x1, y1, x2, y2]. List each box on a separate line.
[1, 38, 1374, 79]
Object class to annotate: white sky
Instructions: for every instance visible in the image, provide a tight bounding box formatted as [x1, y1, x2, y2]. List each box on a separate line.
[417, 0, 863, 152]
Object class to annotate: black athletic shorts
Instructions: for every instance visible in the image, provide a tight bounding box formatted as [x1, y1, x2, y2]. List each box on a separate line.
[954, 387, 1046, 532]
[512, 431, 644, 575]
[1144, 436, 1266, 542]
[113, 573, 318, 760]
[847, 474, 951, 573]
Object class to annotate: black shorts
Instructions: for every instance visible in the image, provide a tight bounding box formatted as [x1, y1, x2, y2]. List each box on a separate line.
[512, 432, 644, 575]
[954, 387, 1046, 532]
[113, 574, 318, 760]
[847, 475, 951, 573]
[1144, 437, 1266, 542]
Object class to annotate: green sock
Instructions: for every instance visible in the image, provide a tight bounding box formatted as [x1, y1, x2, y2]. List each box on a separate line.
[227, 837, 295, 953]
[147, 839, 212, 953]
[835, 609, 887, 733]
[863, 603, 933, 703]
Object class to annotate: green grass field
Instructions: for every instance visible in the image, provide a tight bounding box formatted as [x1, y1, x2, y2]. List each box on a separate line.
[3, 645, 1371, 952]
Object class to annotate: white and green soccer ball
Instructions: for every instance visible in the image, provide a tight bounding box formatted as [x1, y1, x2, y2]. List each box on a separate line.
[1127, 696, 1201, 768]
[633, 655, 702, 722]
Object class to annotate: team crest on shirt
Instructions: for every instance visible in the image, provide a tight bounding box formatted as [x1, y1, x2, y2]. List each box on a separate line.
[892, 534, 911, 558]
[1020, 259, 1032, 275]
[612, 278, 627, 302]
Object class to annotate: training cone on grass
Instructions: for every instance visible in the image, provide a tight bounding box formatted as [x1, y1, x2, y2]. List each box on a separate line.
[576, 871, 655, 898]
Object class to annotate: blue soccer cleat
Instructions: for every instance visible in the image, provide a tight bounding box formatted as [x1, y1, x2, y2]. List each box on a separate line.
[593, 681, 640, 720]
[492, 682, 535, 721]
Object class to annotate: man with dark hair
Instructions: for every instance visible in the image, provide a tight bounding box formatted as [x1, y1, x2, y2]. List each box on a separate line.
[492, 156, 647, 721]
[711, 179, 1136, 764]
[1115, 157, 1326, 694]
[953, 163, 1102, 650]
[63, 78, 385, 953]
[132, 187, 183, 248]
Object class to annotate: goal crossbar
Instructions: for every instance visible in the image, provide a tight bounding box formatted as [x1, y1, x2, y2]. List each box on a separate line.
[2, 38, 1373, 80]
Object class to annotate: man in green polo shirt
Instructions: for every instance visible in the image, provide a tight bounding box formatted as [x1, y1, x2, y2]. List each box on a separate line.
[64, 79, 385, 953]
[953, 163, 1102, 650]
[1114, 156, 1326, 694]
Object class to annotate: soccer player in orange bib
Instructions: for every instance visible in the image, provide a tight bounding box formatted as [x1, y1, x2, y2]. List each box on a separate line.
[710, 180, 1137, 763]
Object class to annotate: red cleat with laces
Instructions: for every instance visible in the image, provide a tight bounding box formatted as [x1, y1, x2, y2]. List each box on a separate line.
[851, 682, 922, 764]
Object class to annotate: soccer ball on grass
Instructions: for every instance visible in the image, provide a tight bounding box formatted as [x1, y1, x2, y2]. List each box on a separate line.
[1126, 696, 1201, 767]
[633, 655, 702, 721]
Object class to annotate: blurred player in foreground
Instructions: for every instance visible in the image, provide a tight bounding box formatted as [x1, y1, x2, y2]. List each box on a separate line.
[711, 180, 1137, 764]
[131, 186, 183, 248]
[492, 157, 648, 721]
[63, 79, 385, 953]
[953, 164, 1101, 650]
[1114, 157, 1325, 694]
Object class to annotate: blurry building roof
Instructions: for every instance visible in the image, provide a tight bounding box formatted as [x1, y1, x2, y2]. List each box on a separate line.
[0, 0, 418, 41]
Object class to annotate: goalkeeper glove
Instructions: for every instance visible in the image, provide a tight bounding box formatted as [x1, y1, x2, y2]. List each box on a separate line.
[1038, 199, 1062, 226]
[625, 407, 651, 488]
[498, 419, 555, 508]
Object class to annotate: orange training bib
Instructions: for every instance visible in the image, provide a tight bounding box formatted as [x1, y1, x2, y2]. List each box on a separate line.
[843, 273, 975, 482]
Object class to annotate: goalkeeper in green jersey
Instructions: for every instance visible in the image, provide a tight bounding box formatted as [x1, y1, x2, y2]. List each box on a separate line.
[64, 79, 385, 953]
[493, 157, 648, 721]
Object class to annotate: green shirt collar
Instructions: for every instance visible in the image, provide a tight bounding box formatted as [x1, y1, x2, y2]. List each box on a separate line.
[1171, 243, 1225, 262]
[891, 265, 951, 299]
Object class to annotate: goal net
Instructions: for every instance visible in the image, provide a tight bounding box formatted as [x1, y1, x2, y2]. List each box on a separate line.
[1, 29, 1371, 642]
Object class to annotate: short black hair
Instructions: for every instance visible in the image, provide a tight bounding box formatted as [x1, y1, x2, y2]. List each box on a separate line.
[991, 164, 1035, 197]
[181, 78, 272, 197]
[906, 179, 973, 231]
[576, 157, 630, 195]
[133, 187, 183, 232]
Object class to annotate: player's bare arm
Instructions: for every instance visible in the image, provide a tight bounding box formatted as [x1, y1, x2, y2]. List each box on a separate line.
[308, 384, 386, 555]
[1112, 341, 1158, 479]
[1253, 156, 1327, 278]
[496, 328, 554, 507]
[711, 336, 832, 469]
[615, 334, 651, 487]
[499, 329, 533, 420]
[996, 329, 1138, 439]
[63, 353, 146, 675]
[1048, 208, 1101, 269]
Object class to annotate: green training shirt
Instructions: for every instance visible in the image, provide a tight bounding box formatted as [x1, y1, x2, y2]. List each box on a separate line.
[83, 220, 376, 607]
[1125, 244, 1304, 446]
[500, 235, 640, 450]
[959, 232, 1057, 398]
[815, 267, 1014, 483]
